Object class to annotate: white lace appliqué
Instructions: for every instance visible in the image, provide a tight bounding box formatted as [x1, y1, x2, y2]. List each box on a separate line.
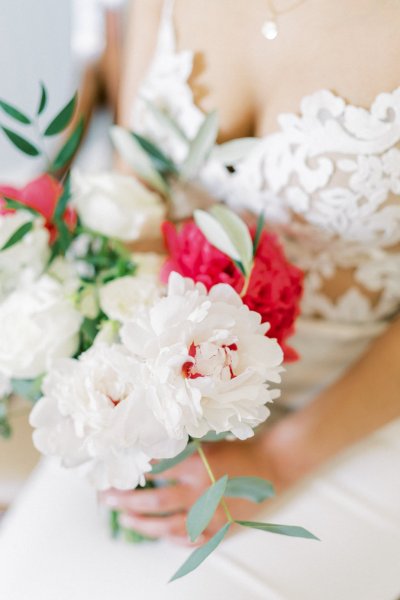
[132, 8, 400, 325]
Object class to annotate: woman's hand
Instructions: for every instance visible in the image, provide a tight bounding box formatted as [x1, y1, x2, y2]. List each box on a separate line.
[100, 435, 283, 545]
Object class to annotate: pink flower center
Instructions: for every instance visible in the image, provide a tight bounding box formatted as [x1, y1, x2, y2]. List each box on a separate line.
[182, 342, 238, 381]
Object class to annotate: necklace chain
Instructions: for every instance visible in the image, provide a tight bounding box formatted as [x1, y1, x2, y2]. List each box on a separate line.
[262, 0, 307, 40]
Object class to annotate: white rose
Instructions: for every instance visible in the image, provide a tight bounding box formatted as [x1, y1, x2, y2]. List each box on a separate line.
[30, 344, 186, 490]
[99, 276, 162, 323]
[0, 211, 49, 299]
[72, 171, 166, 241]
[121, 273, 284, 441]
[0, 275, 82, 379]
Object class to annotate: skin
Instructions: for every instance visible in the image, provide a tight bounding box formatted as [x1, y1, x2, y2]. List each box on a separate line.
[101, 0, 400, 544]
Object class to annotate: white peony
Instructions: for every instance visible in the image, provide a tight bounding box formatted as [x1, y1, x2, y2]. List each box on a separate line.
[0, 275, 82, 379]
[71, 171, 166, 241]
[30, 344, 186, 490]
[99, 275, 162, 323]
[121, 273, 284, 441]
[0, 211, 49, 300]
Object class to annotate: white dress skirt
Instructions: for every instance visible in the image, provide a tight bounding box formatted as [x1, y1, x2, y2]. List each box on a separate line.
[1, 318, 400, 600]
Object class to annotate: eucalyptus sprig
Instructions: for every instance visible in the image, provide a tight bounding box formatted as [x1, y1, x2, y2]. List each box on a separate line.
[0, 83, 83, 173]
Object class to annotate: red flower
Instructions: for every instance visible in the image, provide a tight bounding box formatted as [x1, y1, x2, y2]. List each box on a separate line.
[0, 174, 76, 243]
[162, 220, 303, 362]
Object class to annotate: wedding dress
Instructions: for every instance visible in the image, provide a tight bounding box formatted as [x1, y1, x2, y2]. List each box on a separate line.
[1, 1, 400, 598]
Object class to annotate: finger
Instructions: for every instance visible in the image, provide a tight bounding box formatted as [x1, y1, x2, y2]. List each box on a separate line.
[119, 512, 187, 538]
[101, 485, 194, 514]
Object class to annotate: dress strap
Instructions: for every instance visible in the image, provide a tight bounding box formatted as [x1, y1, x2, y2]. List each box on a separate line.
[156, 0, 177, 53]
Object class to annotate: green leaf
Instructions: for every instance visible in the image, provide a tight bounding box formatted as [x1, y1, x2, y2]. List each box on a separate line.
[225, 477, 275, 503]
[2, 197, 41, 217]
[253, 211, 265, 257]
[210, 138, 260, 165]
[11, 377, 43, 403]
[151, 443, 197, 475]
[110, 126, 169, 196]
[142, 99, 188, 142]
[44, 92, 77, 136]
[199, 431, 230, 442]
[236, 521, 320, 540]
[194, 209, 241, 262]
[210, 205, 254, 275]
[181, 111, 219, 179]
[170, 523, 231, 582]
[37, 82, 48, 116]
[54, 173, 71, 220]
[0, 100, 31, 124]
[0, 418, 12, 439]
[109, 509, 121, 539]
[51, 117, 84, 171]
[0, 221, 33, 251]
[132, 132, 178, 175]
[187, 475, 228, 542]
[1, 126, 40, 156]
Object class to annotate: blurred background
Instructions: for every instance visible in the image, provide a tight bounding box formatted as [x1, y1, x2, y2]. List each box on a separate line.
[0, 0, 127, 517]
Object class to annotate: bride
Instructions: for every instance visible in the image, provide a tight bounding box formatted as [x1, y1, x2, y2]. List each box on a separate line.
[1, 1, 400, 598]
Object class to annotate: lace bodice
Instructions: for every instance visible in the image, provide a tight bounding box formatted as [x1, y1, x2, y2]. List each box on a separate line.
[132, 0, 400, 324]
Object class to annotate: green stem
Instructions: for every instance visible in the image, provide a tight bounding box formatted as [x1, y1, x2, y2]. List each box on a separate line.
[194, 441, 234, 524]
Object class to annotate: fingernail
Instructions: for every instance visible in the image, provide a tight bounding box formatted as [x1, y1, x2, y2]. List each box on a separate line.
[102, 495, 120, 509]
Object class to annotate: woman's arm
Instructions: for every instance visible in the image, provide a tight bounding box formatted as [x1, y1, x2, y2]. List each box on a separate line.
[266, 316, 400, 488]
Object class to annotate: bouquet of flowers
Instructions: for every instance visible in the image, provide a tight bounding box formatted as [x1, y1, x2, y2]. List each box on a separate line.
[0, 86, 317, 581]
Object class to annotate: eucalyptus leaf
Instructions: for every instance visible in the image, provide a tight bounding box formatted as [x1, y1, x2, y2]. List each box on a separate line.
[44, 93, 77, 136]
[0, 100, 31, 125]
[210, 138, 260, 165]
[0, 221, 33, 251]
[110, 126, 169, 196]
[187, 475, 228, 542]
[51, 117, 84, 171]
[151, 443, 196, 475]
[37, 82, 48, 116]
[11, 377, 43, 403]
[181, 111, 219, 179]
[1, 126, 40, 156]
[225, 477, 275, 503]
[210, 205, 253, 274]
[194, 210, 241, 262]
[170, 523, 231, 582]
[236, 521, 320, 540]
[132, 132, 178, 175]
[142, 99, 188, 143]
[253, 211, 265, 257]
[199, 431, 230, 442]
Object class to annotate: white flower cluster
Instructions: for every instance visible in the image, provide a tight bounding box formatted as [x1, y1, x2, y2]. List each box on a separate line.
[31, 273, 283, 490]
[0, 211, 49, 300]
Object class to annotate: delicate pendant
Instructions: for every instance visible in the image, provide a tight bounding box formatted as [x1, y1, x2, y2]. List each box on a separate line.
[262, 19, 278, 41]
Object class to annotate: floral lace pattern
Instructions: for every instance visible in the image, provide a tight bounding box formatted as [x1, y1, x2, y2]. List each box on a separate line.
[131, 0, 400, 324]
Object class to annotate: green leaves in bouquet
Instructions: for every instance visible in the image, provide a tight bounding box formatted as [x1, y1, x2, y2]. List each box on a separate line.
[11, 376, 43, 403]
[181, 111, 219, 179]
[253, 211, 265, 258]
[0, 126, 40, 157]
[170, 523, 231, 582]
[44, 92, 77, 137]
[210, 137, 260, 166]
[132, 132, 178, 176]
[236, 521, 320, 541]
[0, 399, 12, 439]
[2, 197, 41, 217]
[151, 442, 197, 475]
[224, 477, 275, 503]
[194, 205, 254, 277]
[0, 99, 31, 125]
[50, 116, 84, 172]
[37, 82, 48, 116]
[186, 475, 228, 542]
[110, 126, 169, 196]
[0, 221, 34, 252]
